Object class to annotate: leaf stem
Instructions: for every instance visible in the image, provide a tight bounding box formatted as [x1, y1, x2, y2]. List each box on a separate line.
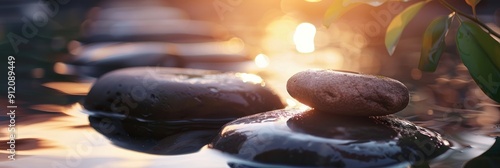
[438, 0, 500, 39]
[472, 7, 477, 19]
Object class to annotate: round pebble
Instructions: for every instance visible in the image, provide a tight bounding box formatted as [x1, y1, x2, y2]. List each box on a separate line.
[287, 69, 409, 116]
[84, 67, 285, 122]
[209, 108, 451, 167]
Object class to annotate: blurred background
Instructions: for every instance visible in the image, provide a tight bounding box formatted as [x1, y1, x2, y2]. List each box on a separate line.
[0, 0, 499, 167]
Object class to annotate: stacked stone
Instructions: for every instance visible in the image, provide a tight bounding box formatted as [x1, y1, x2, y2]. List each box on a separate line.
[210, 69, 451, 167]
[287, 69, 409, 116]
[83, 63, 452, 166]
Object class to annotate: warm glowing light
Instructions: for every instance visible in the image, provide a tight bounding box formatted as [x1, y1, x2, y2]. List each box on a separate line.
[30, 104, 66, 113]
[411, 68, 422, 80]
[261, 16, 298, 53]
[305, 0, 322, 2]
[285, 98, 311, 110]
[42, 82, 93, 95]
[254, 53, 270, 68]
[286, 98, 297, 107]
[31, 68, 45, 78]
[293, 23, 316, 53]
[427, 109, 434, 115]
[235, 73, 264, 84]
[53, 62, 72, 75]
[225, 37, 245, 53]
[67, 40, 82, 55]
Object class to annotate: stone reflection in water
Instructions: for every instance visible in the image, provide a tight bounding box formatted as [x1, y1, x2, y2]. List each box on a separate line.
[464, 137, 500, 168]
[89, 116, 221, 155]
[210, 109, 451, 167]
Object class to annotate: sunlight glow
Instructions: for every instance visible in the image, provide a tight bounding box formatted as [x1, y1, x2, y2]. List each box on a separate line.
[42, 82, 93, 95]
[293, 23, 316, 53]
[54, 62, 70, 75]
[224, 37, 245, 53]
[254, 53, 270, 68]
[286, 98, 297, 107]
[235, 73, 264, 84]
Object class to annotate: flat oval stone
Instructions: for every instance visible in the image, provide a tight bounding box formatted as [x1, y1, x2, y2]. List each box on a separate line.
[66, 41, 252, 77]
[209, 109, 451, 167]
[83, 67, 285, 122]
[96, 6, 188, 21]
[83, 20, 230, 43]
[287, 69, 409, 116]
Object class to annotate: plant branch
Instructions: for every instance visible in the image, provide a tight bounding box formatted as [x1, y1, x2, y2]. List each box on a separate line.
[438, 0, 500, 39]
[456, 13, 463, 22]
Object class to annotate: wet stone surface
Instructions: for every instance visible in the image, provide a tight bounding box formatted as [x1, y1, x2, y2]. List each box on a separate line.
[209, 108, 451, 167]
[83, 20, 230, 43]
[95, 6, 188, 21]
[84, 67, 284, 154]
[84, 67, 284, 121]
[67, 41, 250, 77]
[287, 69, 410, 116]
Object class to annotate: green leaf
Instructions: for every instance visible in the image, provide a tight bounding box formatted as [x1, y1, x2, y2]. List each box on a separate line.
[385, 1, 428, 55]
[323, 0, 363, 27]
[456, 21, 500, 102]
[461, 21, 500, 70]
[418, 14, 453, 72]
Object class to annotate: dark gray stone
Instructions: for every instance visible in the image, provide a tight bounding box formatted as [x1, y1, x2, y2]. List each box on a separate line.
[67, 41, 252, 77]
[83, 67, 285, 122]
[95, 6, 187, 21]
[287, 69, 409, 116]
[210, 108, 451, 167]
[82, 20, 230, 43]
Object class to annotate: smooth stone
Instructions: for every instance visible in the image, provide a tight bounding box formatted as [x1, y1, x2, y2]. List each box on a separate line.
[83, 67, 285, 122]
[66, 41, 251, 77]
[95, 6, 187, 21]
[98, 0, 168, 9]
[209, 109, 450, 167]
[82, 20, 230, 43]
[287, 69, 409, 116]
